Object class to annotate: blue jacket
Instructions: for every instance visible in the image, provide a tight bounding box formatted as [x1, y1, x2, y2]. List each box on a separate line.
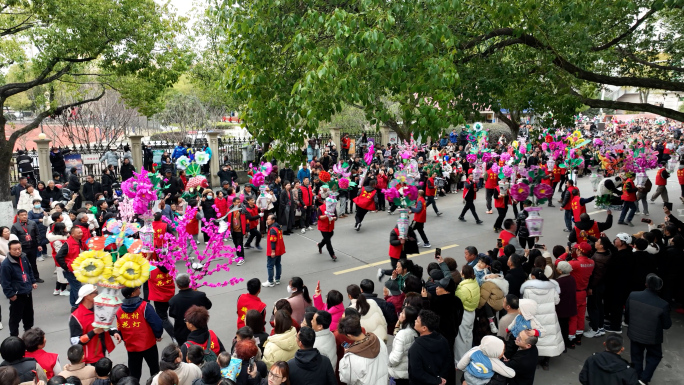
[120, 297, 164, 338]
[0, 253, 36, 298]
[172, 146, 187, 160]
[439, 138, 448, 147]
[449, 132, 459, 143]
[203, 146, 212, 159]
[297, 168, 311, 183]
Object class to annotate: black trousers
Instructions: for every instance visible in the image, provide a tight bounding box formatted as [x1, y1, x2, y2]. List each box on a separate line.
[460, 200, 480, 221]
[494, 207, 508, 229]
[355, 208, 369, 225]
[233, 232, 245, 258]
[24, 247, 40, 279]
[485, 188, 496, 210]
[559, 316, 571, 349]
[587, 284, 606, 331]
[381, 257, 400, 276]
[153, 301, 175, 339]
[300, 206, 313, 228]
[412, 222, 428, 244]
[128, 345, 160, 380]
[519, 236, 535, 249]
[245, 228, 262, 247]
[376, 189, 385, 210]
[319, 231, 334, 256]
[9, 293, 34, 337]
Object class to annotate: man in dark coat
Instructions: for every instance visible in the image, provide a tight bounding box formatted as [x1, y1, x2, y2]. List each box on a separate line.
[505, 254, 527, 298]
[625, 274, 672, 385]
[287, 327, 336, 385]
[504, 330, 539, 385]
[66, 167, 82, 208]
[279, 164, 296, 189]
[162, 170, 184, 204]
[10, 210, 43, 283]
[168, 274, 213, 345]
[579, 335, 638, 385]
[0, 240, 38, 337]
[49, 147, 71, 180]
[408, 309, 453, 385]
[120, 158, 136, 182]
[82, 174, 104, 203]
[217, 164, 238, 186]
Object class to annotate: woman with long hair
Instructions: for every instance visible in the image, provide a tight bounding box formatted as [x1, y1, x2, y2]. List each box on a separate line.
[262, 310, 298, 369]
[245, 309, 270, 353]
[286, 277, 311, 324]
[388, 306, 419, 385]
[149, 344, 203, 385]
[346, 284, 387, 341]
[312, 284, 345, 331]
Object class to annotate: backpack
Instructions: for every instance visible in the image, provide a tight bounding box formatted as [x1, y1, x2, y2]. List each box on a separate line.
[185, 332, 218, 363]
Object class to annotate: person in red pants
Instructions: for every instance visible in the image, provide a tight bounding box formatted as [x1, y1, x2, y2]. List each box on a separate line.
[555, 242, 594, 347]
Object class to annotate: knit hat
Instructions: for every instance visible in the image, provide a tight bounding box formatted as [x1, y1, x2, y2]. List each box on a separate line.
[556, 261, 573, 275]
[429, 269, 445, 281]
[616, 233, 633, 244]
[384, 280, 402, 296]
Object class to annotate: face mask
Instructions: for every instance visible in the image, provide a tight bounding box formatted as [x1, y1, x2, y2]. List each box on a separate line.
[99, 197, 105, 201]
[34, 204, 41, 209]
[207, 195, 213, 200]
[287, 286, 295, 295]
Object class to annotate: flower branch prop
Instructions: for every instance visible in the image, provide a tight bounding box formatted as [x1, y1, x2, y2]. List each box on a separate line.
[154, 207, 243, 290]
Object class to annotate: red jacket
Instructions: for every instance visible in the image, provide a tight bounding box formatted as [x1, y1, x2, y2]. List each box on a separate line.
[413, 196, 427, 223]
[376, 174, 388, 189]
[214, 198, 229, 217]
[300, 185, 314, 206]
[317, 205, 335, 232]
[555, 253, 594, 291]
[236, 293, 266, 329]
[267, 224, 286, 256]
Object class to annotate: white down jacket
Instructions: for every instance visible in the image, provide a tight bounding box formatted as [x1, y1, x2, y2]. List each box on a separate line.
[520, 279, 565, 357]
[349, 298, 388, 341]
[388, 327, 418, 379]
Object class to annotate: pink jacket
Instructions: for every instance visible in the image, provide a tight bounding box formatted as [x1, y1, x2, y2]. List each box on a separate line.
[313, 294, 345, 331]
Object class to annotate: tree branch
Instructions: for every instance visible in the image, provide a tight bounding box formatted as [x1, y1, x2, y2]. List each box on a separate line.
[8, 87, 107, 143]
[570, 90, 684, 122]
[591, 9, 656, 52]
[616, 47, 684, 73]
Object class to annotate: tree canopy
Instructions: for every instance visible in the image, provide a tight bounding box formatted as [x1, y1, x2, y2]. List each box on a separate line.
[221, 0, 684, 155]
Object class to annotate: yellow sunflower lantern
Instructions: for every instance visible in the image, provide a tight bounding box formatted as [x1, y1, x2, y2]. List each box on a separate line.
[71, 250, 113, 285]
[112, 253, 151, 288]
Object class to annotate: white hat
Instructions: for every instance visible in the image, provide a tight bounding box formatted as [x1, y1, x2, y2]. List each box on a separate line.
[75, 284, 97, 304]
[110, 145, 117, 150]
[616, 233, 632, 244]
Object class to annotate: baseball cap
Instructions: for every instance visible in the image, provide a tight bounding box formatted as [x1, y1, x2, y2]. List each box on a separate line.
[384, 280, 402, 296]
[572, 242, 592, 255]
[615, 233, 633, 244]
[76, 284, 97, 304]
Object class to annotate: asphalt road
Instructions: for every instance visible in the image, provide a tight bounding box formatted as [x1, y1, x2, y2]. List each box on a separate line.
[7, 169, 683, 384]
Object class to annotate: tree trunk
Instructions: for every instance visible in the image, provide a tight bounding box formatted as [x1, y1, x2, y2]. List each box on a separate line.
[495, 111, 520, 138]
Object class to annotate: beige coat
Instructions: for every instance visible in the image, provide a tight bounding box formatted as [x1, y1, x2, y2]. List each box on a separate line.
[262, 327, 299, 369]
[478, 281, 505, 311]
[58, 362, 97, 385]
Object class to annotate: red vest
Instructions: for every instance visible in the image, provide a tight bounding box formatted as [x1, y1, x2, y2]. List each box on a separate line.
[463, 182, 477, 200]
[353, 189, 377, 211]
[65, 236, 86, 272]
[24, 349, 58, 379]
[185, 330, 221, 355]
[414, 197, 427, 223]
[116, 300, 157, 352]
[571, 195, 586, 222]
[245, 205, 260, 228]
[426, 178, 436, 197]
[71, 305, 115, 363]
[494, 187, 508, 209]
[485, 170, 499, 189]
[563, 186, 578, 210]
[300, 185, 314, 206]
[389, 228, 402, 260]
[655, 168, 667, 186]
[229, 209, 248, 235]
[621, 178, 637, 202]
[317, 205, 335, 232]
[236, 293, 267, 329]
[186, 214, 199, 235]
[574, 222, 600, 243]
[552, 166, 563, 183]
[498, 230, 515, 256]
[148, 269, 175, 302]
[678, 168, 684, 185]
[266, 225, 286, 256]
[152, 221, 168, 248]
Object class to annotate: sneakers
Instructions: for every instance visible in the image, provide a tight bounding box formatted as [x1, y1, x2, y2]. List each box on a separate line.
[388, 211, 395, 215]
[583, 329, 605, 338]
[458, 217, 466, 222]
[36, 278, 44, 283]
[436, 212, 443, 216]
[356, 223, 362, 231]
[275, 280, 281, 285]
[486, 210, 493, 214]
[563, 228, 571, 232]
[639, 380, 649, 385]
[617, 221, 626, 225]
[422, 243, 431, 248]
[255, 245, 262, 251]
[53, 289, 60, 296]
[37, 256, 45, 262]
[604, 328, 622, 334]
[331, 255, 337, 262]
[626, 221, 634, 227]
[244, 245, 253, 249]
[262, 281, 275, 287]
[548, 203, 555, 207]
[476, 220, 483, 225]
[307, 226, 314, 230]
[60, 290, 70, 296]
[301, 228, 306, 234]
[236, 259, 245, 266]
[378, 268, 384, 282]
[489, 322, 498, 334]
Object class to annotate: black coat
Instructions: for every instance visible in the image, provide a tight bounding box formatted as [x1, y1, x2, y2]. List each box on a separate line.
[217, 168, 238, 185]
[169, 289, 213, 344]
[67, 172, 81, 192]
[279, 168, 296, 185]
[11, 221, 41, 249]
[505, 267, 527, 298]
[625, 289, 672, 345]
[408, 332, 453, 385]
[40, 186, 62, 209]
[579, 351, 639, 385]
[556, 275, 578, 318]
[0, 254, 36, 298]
[287, 349, 336, 385]
[505, 346, 538, 385]
[429, 293, 463, 349]
[101, 173, 117, 195]
[50, 149, 70, 171]
[82, 181, 104, 202]
[163, 176, 184, 198]
[120, 163, 136, 181]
